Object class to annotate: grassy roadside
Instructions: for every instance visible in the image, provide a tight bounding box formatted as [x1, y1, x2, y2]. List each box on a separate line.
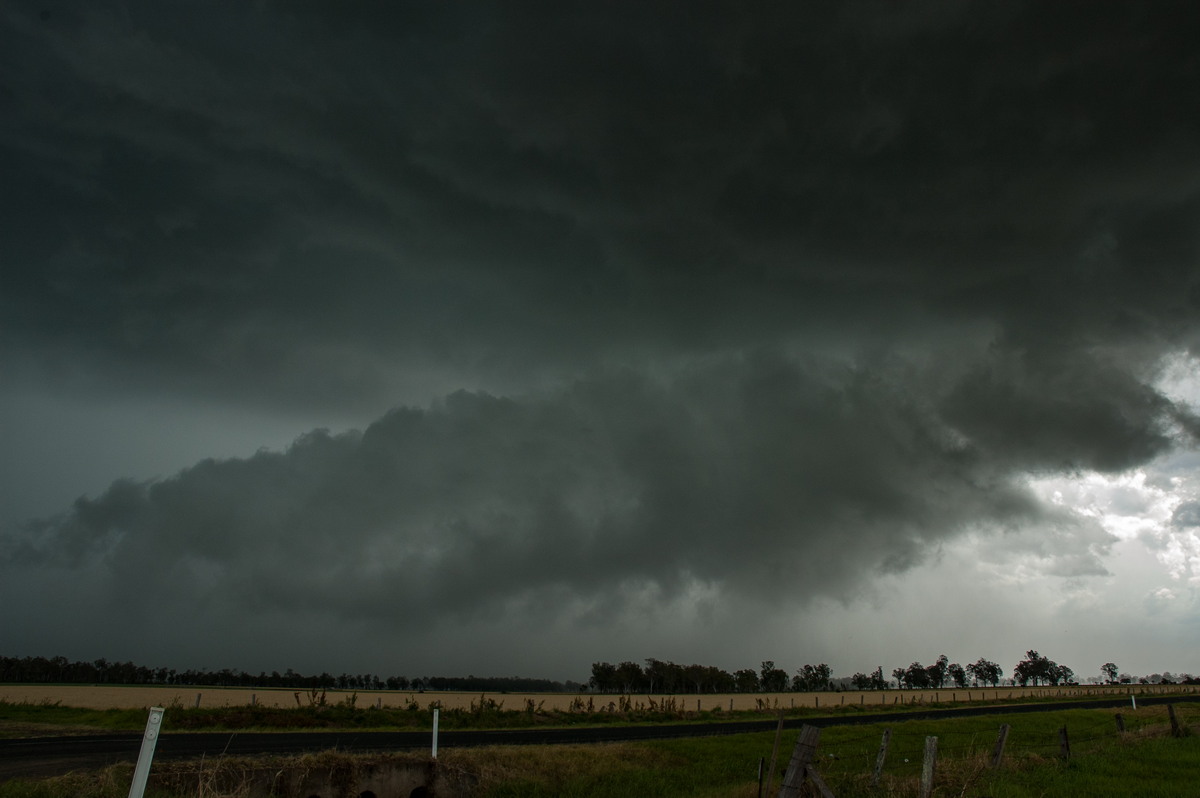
[1, 704, 1196, 797]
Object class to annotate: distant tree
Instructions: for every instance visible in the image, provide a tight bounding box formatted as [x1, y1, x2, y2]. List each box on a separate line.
[947, 663, 967, 689]
[892, 667, 906, 688]
[590, 662, 617, 693]
[1048, 664, 1074, 686]
[643, 659, 670, 693]
[870, 666, 888, 690]
[615, 661, 645, 693]
[683, 663, 708, 693]
[851, 672, 872, 690]
[794, 663, 832, 692]
[760, 661, 789, 693]
[1101, 662, 1119, 684]
[734, 668, 760, 693]
[926, 655, 950, 689]
[967, 658, 1002, 687]
[1013, 650, 1067, 687]
[668, 661, 688, 692]
[905, 662, 931, 690]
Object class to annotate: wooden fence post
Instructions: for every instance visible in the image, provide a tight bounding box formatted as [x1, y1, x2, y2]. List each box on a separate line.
[1058, 726, 1070, 760]
[764, 710, 785, 798]
[871, 728, 891, 786]
[1114, 713, 1125, 733]
[777, 725, 821, 798]
[804, 765, 836, 798]
[1168, 704, 1182, 738]
[756, 757, 765, 798]
[919, 736, 938, 798]
[990, 724, 1010, 768]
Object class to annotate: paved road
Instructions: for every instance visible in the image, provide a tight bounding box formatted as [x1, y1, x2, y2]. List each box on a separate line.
[2, 693, 1194, 781]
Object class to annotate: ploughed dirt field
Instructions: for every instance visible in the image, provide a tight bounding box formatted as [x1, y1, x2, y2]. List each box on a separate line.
[0, 683, 1172, 711]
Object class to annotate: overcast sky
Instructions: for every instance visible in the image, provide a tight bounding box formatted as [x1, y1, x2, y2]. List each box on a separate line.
[3, 2, 1200, 685]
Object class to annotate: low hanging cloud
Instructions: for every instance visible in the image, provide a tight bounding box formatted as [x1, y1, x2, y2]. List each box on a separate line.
[5, 348, 1177, 658]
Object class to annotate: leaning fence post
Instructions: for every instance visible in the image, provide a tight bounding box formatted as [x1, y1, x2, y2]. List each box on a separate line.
[764, 710, 785, 798]
[990, 724, 1010, 768]
[1168, 704, 1182, 738]
[1115, 713, 1125, 733]
[1059, 726, 1070, 760]
[871, 728, 891, 786]
[127, 706, 164, 798]
[919, 736, 938, 798]
[804, 765, 836, 798]
[777, 724, 821, 798]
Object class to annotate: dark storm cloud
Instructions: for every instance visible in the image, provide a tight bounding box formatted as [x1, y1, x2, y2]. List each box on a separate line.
[5, 353, 1096, 634]
[4, 2, 1199, 408]
[3, 2, 1200, 669]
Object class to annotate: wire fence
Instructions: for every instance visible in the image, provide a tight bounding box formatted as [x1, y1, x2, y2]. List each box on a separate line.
[779, 701, 1198, 790]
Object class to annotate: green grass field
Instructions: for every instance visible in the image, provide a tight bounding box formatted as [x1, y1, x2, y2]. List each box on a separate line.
[468, 704, 1199, 797]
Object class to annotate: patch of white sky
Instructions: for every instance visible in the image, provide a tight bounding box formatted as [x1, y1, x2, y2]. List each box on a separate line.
[1021, 349, 1200, 590]
[805, 350, 1200, 678]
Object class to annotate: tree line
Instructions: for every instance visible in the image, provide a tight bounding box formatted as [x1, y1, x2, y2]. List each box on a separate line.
[588, 659, 902, 694]
[0, 655, 581, 693]
[590, 652, 1200, 693]
[4, 652, 1195, 693]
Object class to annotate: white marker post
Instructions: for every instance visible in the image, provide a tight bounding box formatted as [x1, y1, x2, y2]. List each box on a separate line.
[432, 708, 440, 759]
[127, 706, 164, 798]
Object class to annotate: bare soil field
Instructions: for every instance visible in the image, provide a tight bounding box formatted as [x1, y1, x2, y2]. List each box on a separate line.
[0, 683, 1180, 712]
